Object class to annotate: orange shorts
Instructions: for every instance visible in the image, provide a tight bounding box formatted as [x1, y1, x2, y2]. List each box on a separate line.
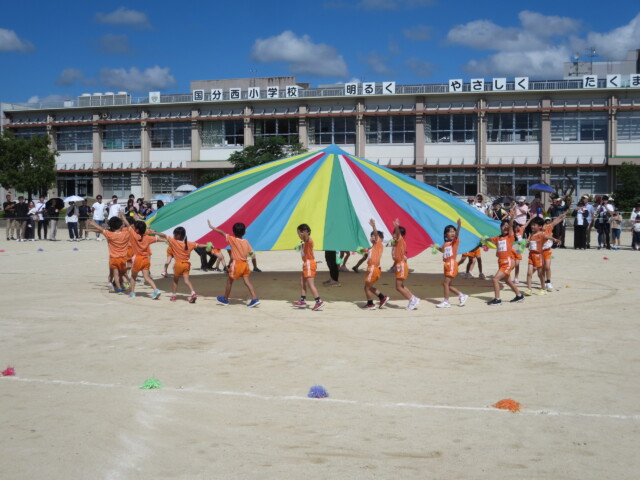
[302, 259, 317, 279]
[166, 246, 174, 258]
[132, 255, 151, 273]
[543, 249, 552, 261]
[212, 248, 221, 255]
[126, 247, 133, 263]
[365, 264, 381, 284]
[229, 260, 250, 280]
[463, 247, 481, 258]
[528, 252, 543, 269]
[512, 250, 522, 261]
[498, 256, 514, 275]
[174, 260, 191, 277]
[109, 256, 127, 273]
[444, 259, 458, 278]
[395, 260, 409, 280]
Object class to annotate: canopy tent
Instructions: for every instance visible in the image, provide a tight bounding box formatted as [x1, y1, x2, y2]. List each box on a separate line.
[146, 145, 500, 257]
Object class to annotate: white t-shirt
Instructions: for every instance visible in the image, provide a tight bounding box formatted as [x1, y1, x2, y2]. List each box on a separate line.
[35, 201, 46, 220]
[92, 202, 106, 221]
[108, 202, 121, 219]
[514, 204, 529, 225]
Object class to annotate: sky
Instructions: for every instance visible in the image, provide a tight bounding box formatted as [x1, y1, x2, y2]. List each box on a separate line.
[1, 0, 639, 104]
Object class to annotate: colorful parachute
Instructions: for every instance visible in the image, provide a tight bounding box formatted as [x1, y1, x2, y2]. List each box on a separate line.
[146, 145, 500, 257]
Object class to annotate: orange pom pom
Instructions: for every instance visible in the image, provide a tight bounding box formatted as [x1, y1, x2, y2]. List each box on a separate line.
[492, 399, 521, 412]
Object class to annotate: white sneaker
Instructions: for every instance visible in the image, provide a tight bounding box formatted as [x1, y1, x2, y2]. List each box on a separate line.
[436, 300, 451, 308]
[546, 282, 554, 292]
[514, 278, 520, 284]
[406, 296, 420, 310]
[458, 294, 469, 307]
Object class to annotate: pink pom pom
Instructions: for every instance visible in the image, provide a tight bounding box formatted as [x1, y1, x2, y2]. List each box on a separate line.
[603, 257, 609, 260]
[482, 245, 489, 252]
[1, 367, 15, 376]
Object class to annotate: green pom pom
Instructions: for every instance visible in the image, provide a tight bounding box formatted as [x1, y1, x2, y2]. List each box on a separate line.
[430, 243, 441, 255]
[356, 247, 366, 255]
[336, 257, 343, 265]
[140, 377, 162, 389]
[206, 242, 213, 253]
[294, 243, 302, 251]
[248, 251, 255, 258]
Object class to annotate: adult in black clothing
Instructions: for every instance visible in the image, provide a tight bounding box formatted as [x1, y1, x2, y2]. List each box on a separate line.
[548, 198, 567, 248]
[78, 200, 91, 239]
[46, 202, 60, 241]
[324, 250, 340, 286]
[14, 196, 30, 242]
[3, 194, 17, 240]
[572, 201, 588, 249]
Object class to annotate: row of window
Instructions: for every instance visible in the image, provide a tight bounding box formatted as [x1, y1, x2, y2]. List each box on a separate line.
[11, 112, 640, 150]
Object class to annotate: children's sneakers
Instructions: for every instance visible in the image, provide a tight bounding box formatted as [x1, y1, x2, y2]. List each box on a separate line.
[379, 296, 390, 308]
[514, 278, 520, 284]
[523, 289, 533, 296]
[169, 295, 177, 302]
[293, 300, 307, 308]
[510, 294, 525, 303]
[458, 294, 469, 307]
[478, 273, 486, 280]
[151, 289, 161, 300]
[436, 300, 451, 308]
[189, 294, 197, 304]
[115, 289, 124, 295]
[216, 296, 229, 306]
[406, 296, 420, 310]
[487, 298, 502, 306]
[129, 292, 136, 298]
[536, 289, 547, 296]
[363, 303, 377, 310]
[546, 282, 554, 292]
[247, 298, 261, 308]
[311, 301, 325, 311]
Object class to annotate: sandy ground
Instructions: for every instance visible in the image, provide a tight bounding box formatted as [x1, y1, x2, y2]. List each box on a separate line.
[1, 230, 639, 480]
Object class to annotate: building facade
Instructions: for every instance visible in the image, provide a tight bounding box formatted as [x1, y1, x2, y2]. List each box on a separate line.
[1, 75, 639, 201]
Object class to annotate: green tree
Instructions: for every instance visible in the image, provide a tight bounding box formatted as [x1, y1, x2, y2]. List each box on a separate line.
[613, 162, 640, 213]
[0, 131, 58, 198]
[227, 136, 306, 172]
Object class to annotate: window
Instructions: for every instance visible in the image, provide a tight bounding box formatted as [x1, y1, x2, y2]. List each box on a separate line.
[254, 118, 299, 143]
[150, 172, 193, 195]
[103, 125, 141, 150]
[56, 126, 93, 151]
[101, 172, 132, 199]
[425, 114, 476, 143]
[201, 120, 244, 147]
[487, 112, 540, 142]
[11, 127, 47, 140]
[486, 167, 542, 197]
[550, 112, 607, 142]
[56, 173, 93, 197]
[366, 115, 415, 144]
[308, 117, 356, 145]
[150, 122, 191, 148]
[617, 112, 640, 141]
[424, 168, 477, 196]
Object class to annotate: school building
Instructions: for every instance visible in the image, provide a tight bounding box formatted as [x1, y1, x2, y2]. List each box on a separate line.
[1, 73, 639, 201]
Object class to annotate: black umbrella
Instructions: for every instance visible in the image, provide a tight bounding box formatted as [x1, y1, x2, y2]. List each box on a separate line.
[494, 196, 514, 204]
[45, 198, 64, 210]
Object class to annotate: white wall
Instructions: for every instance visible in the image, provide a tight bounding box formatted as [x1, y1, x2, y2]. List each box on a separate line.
[486, 143, 540, 165]
[550, 142, 606, 164]
[425, 143, 476, 165]
[57, 152, 93, 169]
[149, 149, 190, 168]
[616, 143, 640, 156]
[102, 151, 141, 168]
[364, 145, 414, 165]
[200, 147, 242, 161]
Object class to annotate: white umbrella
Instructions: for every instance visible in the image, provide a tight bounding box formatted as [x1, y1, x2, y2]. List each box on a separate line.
[64, 195, 85, 202]
[174, 184, 197, 193]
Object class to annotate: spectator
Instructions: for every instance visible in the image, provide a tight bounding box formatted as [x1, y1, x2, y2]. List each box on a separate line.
[489, 201, 507, 221]
[14, 196, 29, 242]
[46, 201, 59, 241]
[572, 200, 589, 249]
[26, 200, 37, 241]
[78, 199, 91, 240]
[633, 215, 640, 251]
[65, 201, 79, 241]
[548, 197, 568, 248]
[3, 194, 17, 240]
[92, 195, 106, 240]
[581, 195, 595, 248]
[108, 195, 121, 219]
[610, 209, 622, 250]
[323, 251, 340, 286]
[475, 194, 487, 214]
[35, 195, 47, 240]
[514, 196, 529, 229]
[156, 200, 165, 209]
[124, 198, 136, 224]
[594, 195, 614, 249]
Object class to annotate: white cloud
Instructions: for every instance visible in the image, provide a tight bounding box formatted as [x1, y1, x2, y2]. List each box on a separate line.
[406, 57, 435, 77]
[99, 66, 176, 92]
[251, 31, 348, 77]
[0, 28, 34, 53]
[27, 94, 73, 104]
[586, 12, 640, 60]
[98, 34, 133, 55]
[361, 51, 393, 74]
[95, 7, 152, 29]
[56, 68, 93, 86]
[403, 25, 432, 41]
[448, 10, 640, 78]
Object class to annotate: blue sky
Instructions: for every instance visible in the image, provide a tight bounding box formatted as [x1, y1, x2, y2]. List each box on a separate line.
[1, 0, 639, 103]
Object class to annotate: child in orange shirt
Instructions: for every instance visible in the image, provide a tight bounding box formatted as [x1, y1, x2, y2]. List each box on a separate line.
[541, 213, 567, 292]
[391, 218, 419, 310]
[292, 223, 324, 311]
[363, 218, 389, 310]
[89, 216, 131, 294]
[511, 223, 524, 284]
[524, 217, 559, 296]
[458, 246, 485, 279]
[126, 219, 162, 299]
[208, 220, 260, 307]
[153, 227, 208, 303]
[436, 218, 468, 308]
[485, 213, 524, 306]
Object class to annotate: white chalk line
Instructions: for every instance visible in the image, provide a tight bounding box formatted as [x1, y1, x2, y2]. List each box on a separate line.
[6, 376, 639, 421]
